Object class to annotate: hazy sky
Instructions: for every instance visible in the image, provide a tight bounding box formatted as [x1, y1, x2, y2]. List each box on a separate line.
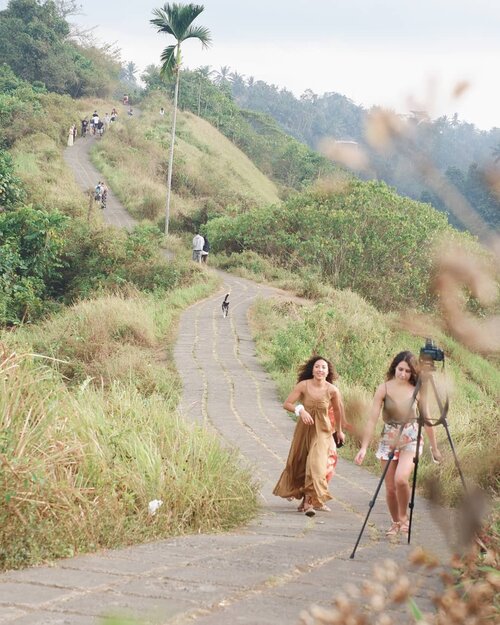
[2, 0, 499, 129]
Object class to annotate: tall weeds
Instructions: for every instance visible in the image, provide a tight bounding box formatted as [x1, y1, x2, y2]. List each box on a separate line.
[0, 277, 258, 571]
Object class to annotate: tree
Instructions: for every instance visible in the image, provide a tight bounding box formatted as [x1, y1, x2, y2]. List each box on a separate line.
[213, 65, 231, 86]
[0, 0, 120, 97]
[124, 61, 138, 84]
[150, 2, 211, 235]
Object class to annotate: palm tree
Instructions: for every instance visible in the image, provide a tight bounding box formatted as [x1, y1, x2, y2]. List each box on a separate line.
[125, 61, 138, 84]
[229, 70, 245, 97]
[213, 65, 231, 86]
[194, 65, 213, 116]
[151, 3, 211, 235]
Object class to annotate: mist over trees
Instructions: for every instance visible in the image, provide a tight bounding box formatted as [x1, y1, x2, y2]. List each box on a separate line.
[144, 62, 498, 231]
[230, 77, 500, 231]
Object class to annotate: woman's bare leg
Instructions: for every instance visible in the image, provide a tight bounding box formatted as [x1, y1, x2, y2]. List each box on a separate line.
[393, 451, 414, 523]
[382, 459, 399, 522]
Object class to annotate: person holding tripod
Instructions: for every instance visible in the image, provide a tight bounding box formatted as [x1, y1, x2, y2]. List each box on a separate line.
[354, 351, 441, 536]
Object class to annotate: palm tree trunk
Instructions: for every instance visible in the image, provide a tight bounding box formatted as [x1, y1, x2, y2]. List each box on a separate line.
[197, 77, 202, 117]
[165, 69, 180, 236]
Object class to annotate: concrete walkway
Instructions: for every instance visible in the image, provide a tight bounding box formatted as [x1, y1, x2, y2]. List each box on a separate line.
[0, 123, 452, 625]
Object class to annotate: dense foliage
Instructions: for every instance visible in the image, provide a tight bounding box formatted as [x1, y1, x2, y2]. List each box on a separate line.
[0, 149, 26, 208]
[0, 0, 121, 98]
[206, 179, 455, 311]
[0, 65, 46, 148]
[0, 206, 67, 323]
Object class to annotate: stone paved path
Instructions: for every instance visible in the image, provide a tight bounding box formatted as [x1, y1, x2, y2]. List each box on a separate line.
[0, 124, 452, 625]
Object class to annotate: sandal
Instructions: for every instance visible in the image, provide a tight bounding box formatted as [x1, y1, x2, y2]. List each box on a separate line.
[297, 496, 306, 512]
[303, 503, 316, 517]
[385, 521, 400, 536]
[399, 520, 410, 534]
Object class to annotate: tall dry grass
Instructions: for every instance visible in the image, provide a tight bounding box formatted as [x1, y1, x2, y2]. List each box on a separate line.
[0, 275, 261, 571]
[90, 92, 281, 227]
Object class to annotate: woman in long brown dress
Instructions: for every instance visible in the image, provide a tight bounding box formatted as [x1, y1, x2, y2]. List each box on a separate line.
[273, 355, 345, 517]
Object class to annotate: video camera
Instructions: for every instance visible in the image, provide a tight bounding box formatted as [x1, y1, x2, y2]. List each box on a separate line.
[419, 338, 445, 363]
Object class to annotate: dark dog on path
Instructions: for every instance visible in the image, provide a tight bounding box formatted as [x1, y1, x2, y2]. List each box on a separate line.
[222, 293, 230, 318]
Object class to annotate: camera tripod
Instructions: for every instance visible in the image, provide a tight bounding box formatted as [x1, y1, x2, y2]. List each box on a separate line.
[350, 361, 467, 559]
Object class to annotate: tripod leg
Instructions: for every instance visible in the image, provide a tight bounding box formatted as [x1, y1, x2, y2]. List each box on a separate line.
[428, 375, 468, 493]
[441, 419, 468, 492]
[406, 419, 424, 544]
[350, 450, 395, 559]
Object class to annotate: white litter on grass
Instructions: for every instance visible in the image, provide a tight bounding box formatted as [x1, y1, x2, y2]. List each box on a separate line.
[148, 499, 163, 516]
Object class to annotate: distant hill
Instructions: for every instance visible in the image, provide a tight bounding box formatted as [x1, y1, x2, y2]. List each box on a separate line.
[156, 66, 500, 232]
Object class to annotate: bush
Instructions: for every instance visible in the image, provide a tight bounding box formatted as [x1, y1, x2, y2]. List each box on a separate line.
[0, 206, 67, 324]
[207, 180, 471, 311]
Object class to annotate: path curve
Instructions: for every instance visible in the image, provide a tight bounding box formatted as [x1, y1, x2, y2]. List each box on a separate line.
[0, 123, 451, 625]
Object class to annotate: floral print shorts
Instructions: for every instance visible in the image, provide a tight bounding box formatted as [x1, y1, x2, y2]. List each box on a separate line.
[376, 421, 423, 461]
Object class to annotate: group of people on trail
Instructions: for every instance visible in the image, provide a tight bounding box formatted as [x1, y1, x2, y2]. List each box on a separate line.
[94, 181, 108, 209]
[80, 111, 113, 138]
[69, 106, 124, 146]
[192, 231, 210, 263]
[274, 351, 441, 537]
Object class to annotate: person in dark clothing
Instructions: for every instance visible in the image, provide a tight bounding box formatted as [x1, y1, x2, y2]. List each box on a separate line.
[201, 235, 210, 264]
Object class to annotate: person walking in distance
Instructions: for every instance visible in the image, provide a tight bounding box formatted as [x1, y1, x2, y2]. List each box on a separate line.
[201, 234, 210, 264]
[67, 124, 75, 146]
[192, 231, 205, 263]
[100, 182, 108, 209]
[354, 351, 441, 536]
[273, 355, 345, 516]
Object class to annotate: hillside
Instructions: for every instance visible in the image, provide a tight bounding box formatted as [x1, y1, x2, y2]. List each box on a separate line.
[90, 92, 281, 228]
[144, 65, 500, 232]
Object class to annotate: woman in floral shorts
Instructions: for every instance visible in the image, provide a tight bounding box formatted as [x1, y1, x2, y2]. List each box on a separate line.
[355, 352, 441, 537]
[376, 421, 423, 461]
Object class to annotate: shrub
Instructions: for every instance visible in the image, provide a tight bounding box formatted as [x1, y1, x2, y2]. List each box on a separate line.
[0, 206, 67, 323]
[207, 180, 465, 311]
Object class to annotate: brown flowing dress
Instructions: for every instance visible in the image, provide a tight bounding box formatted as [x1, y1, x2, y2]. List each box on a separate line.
[273, 381, 333, 508]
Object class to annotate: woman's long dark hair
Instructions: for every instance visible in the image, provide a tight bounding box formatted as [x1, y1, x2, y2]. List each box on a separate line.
[386, 351, 418, 386]
[297, 355, 338, 383]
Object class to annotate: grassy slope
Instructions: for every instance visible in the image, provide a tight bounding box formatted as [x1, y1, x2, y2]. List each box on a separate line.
[90, 92, 281, 226]
[5, 85, 497, 570]
[83, 91, 499, 508]
[11, 96, 117, 218]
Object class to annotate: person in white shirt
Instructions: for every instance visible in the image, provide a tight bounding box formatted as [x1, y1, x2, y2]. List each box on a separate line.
[192, 232, 205, 263]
